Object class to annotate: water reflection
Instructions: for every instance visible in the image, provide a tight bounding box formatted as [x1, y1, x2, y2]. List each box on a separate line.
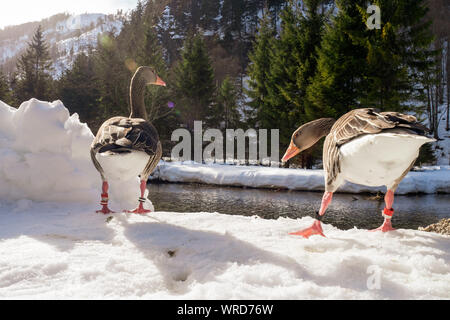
[148, 182, 450, 231]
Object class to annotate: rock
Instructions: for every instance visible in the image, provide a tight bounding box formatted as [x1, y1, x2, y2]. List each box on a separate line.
[419, 218, 450, 235]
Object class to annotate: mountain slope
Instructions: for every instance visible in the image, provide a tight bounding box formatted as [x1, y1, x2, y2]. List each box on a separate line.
[0, 13, 124, 78]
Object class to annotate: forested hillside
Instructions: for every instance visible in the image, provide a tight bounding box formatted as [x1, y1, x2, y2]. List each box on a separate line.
[0, 13, 124, 76]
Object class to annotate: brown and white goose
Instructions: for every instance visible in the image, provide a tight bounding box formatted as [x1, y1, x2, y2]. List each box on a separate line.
[282, 108, 435, 238]
[90, 66, 166, 214]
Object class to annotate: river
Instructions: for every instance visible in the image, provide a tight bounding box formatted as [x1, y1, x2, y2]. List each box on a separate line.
[148, 182, 450, 231]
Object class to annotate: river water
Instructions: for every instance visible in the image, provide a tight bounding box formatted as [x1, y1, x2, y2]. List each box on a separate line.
[148, 182, 450, 231]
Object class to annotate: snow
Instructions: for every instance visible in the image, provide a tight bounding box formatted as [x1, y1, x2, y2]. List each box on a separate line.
[56, 21, 122, 55]
[0, 40, 27, 64]
[0, 99, 151, 209]
[1, 207, 449, 299]
[0, 98, 449, 299]
[52, 16, 123, 78]
[152, 161, 450, 195]
[55, 14, 106, 34]
[158, 6, 180, 40]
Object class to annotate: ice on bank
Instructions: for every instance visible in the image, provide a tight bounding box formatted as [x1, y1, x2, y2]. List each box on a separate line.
[152, 161, 450, 195]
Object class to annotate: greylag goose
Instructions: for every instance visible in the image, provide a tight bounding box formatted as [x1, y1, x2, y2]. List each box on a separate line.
[90, 66, 166, 214]
[282, 108, 435, 238]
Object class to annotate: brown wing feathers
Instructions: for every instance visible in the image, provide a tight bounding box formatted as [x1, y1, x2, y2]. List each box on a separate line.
[333, 109, 395, 146]
[92, 117, 159, 156]
[380, 111, 430, 135]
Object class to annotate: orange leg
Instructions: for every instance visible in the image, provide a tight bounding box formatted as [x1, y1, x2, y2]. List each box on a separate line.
[124, 180, 151, 214]
[370, 189, 396, 232]
[96, 181, 115, 214]
[290, 192, 333, 238]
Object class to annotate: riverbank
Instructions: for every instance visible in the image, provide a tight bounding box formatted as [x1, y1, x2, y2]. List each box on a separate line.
[420, 218, 450, 235]
[151, 161, 450, 195]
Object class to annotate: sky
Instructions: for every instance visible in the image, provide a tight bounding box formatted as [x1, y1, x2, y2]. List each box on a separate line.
[0, 0, 140, 29]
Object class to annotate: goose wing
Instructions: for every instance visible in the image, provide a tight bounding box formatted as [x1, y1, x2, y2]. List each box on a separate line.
[92, 117, 160, 156]
[332, 108, 430, 146]
[324, 108, 429, 190]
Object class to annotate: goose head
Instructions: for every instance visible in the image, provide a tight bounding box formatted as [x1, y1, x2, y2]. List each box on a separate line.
[282, 118, 336, 162]
[134, 66, 166, 87]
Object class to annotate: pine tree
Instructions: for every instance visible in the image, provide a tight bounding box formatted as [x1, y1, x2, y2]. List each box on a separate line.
[137, 24, 176, 136]
[209, 76, 241, 128]
[119, 0, 146, 57]
[306, 0, 369, 120]
[247, 2, 328, 153]
[94, 31, 129, 119]
[246, 8, 276, 128]
[0, 69, 13, 105]
[360, 0, 435, 112]
[221, 0, 254, 77]
[200, 0, 221, 31]
[15, 25, 53, 102]
[247, 4, 297, 156]
[174, 34, 216, 130]
[268, 2, 301, 116]
[222, 0, 245, 37]
[293, 0, 328, 117]
[255, 1, 330, 166]
[155, 3, 179, 65]
[270, 1, 329, 123]
[306, 0, 436, 120]
[138, 23, 180, 156]
[57, 52, 101, 130]
[15, 52, 35, 103]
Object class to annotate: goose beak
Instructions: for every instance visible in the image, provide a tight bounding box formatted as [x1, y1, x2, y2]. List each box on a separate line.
[154, 76, 166, 87]
[282, 141, 301, 162]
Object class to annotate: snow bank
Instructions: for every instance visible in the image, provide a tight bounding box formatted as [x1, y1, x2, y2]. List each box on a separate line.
[152, 162, 450, 195]
[0, 99, 151, 210]
[0, 206, 448, 299]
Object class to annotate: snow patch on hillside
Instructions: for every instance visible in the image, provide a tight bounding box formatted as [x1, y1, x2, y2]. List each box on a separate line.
[0, 14, 123, 77]
[55, 14, 107, 34]
[53, 15, 123, 78]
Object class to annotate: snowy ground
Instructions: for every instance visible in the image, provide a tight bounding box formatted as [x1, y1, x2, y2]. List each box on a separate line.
[0, 99, 449, 299]
[1, 204, 449, 299]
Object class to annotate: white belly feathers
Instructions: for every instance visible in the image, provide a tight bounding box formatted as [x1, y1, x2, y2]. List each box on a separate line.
[339, 133, 434, 188]
[96, 151, 150, 181]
